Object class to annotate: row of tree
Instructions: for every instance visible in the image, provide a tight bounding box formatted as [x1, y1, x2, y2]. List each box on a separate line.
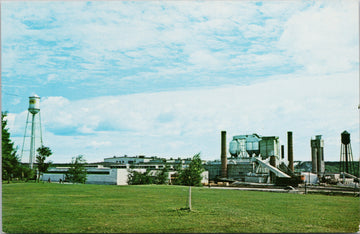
[2, 112, 35, 182]
[2, 112, 87, 183]
[128, 165, 170, 185]
[127, 153, 205, 186]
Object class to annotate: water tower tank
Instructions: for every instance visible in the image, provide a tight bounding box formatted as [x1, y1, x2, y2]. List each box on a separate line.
[341, 131, 350, 145]
[28, 95, 40, 114]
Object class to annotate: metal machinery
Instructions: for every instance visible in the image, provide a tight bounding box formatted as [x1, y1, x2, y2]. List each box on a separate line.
[21, 95, 43, 169]
[229, 134, 261, 158]
[226, 133, 290, 183]
[229, 134, 281, 160]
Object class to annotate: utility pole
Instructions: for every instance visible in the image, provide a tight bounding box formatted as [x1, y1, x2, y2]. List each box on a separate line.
[188, 186, 192, 210]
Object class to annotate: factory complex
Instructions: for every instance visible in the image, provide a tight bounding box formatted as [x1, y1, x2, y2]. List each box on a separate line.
[41, 131, 359, 190]
[22, 95, 359, 190]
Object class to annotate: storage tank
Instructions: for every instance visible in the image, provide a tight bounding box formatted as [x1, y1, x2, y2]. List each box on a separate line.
[28, 95, 40, 115]
[231, 134, 261, 157]
[245, 134, 261, 157]
[229, 140, 239, 157]
[229, 138, 246, 157]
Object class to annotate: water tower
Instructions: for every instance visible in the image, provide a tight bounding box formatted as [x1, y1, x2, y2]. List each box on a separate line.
[339, 131, 354, 176]
[21, 95, 43, 169]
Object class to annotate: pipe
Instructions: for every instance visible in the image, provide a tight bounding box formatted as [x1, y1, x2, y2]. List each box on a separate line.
[311, 139, 317, 174]
[317, 140, 324, 175]
[281, 145, 284, 159]
[269, 156, 277, 183]
[287, 131, 294, 172]
[221, 131, 227, 178]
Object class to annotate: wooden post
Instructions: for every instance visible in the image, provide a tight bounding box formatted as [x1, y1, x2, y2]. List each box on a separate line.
[188, 186, 192, 210]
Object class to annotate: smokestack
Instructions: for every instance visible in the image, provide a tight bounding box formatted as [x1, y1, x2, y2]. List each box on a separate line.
[311, 139, 318, 174]
[311, 135, 325, 175]
[281, 145, 284, 159]
[287, 131, 294, 172]
[316, 135, 324, 175]
[270, 156, 276, 183]
[221, 131, 227, 178]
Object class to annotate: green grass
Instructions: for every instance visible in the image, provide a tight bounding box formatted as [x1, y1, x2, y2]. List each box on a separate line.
[2, 183, 360, 233]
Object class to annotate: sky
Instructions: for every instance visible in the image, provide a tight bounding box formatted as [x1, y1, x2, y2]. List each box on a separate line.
[1, 0, 359, 163]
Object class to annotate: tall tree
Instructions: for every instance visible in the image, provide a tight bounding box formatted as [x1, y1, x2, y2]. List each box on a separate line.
[155, 164, 169, 184]
[36, 145, 52, 182]
[176, 153, 205, 186]
[65, 155, 87, 183]
[2, 112, 21, 182]
[127, 169, 154, 185]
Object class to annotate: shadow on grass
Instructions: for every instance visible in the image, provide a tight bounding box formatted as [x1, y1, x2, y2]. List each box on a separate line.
[168, 207, 199, 216]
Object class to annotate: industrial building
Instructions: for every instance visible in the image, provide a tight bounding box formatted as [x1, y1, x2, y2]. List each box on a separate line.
[205, 131, 359, 188]
[41, 131, 358, 188]
[42, 156, 208, 185]
[205, 131, 294, 184]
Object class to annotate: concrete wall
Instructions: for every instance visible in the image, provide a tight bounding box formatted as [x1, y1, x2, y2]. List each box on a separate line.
[204, 164, 221, 180]
[206, 163, 255, 181]
[259, 137, 280, 158]
[117, 169, 130, 185]
[86, 169, 118, 185]
[227, 163, 255, 180]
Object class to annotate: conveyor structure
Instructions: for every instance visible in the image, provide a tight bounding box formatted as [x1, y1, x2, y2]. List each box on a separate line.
[251, 157, 291, 178]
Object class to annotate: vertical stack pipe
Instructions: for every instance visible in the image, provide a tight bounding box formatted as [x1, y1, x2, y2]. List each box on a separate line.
[311, 135, 325, 175]
[316, 135, 325, 175]
[221, 131, 227, 178]
[311, 139, 318, 174]
[287, 131, 294, 172]
[269, 156, 276, 183]
[281, 145, 284, 159]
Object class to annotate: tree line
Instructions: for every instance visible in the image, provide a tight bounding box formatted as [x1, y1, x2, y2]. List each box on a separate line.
[128, 153, 205, 186]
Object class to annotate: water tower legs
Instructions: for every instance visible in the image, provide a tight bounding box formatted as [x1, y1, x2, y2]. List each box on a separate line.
[29, 114, 36, 169]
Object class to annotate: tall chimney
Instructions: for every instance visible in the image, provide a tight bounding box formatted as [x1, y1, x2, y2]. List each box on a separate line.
[270, 156, 276, 183]
[281, 145, 284, 159]
[316, 135, 325, 175]
[287, 131, 294, 172]
[311, 139, 318, 174]
[221, 131, 227, 178]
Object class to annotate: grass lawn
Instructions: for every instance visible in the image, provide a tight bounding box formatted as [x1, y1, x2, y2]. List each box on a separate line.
[2, 183, 360, 233]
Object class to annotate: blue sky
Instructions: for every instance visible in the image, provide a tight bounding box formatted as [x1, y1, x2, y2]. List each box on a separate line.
[2, 0, 359, 163]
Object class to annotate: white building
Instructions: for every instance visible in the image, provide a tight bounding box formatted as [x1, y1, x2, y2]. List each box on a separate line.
[104, 155, 152, 164]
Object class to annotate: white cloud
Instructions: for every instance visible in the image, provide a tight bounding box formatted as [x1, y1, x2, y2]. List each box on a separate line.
[278, 0, 358, 74]
[188, 50, 224, 69]
[9, 71, 358, 163]
[3, 1, 359, 164]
